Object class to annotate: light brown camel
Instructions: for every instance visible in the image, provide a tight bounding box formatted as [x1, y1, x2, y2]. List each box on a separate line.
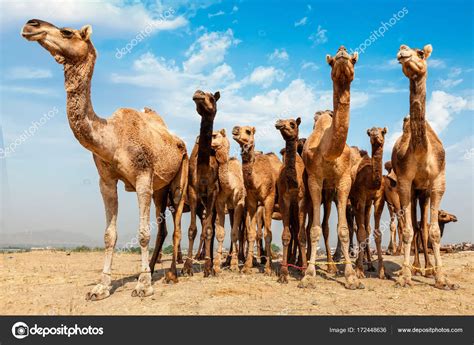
[22, 19, 188, 300]
[185, 90, 221, 277]
[383, 161, 403, 256]
[275, 118, 308, 283]
[392, 44, 457, 289]
[210, 129, 246, 272]
[301, 46, 363, 289]
[349, 127, 388, 280]
[232, 126, 281, 274]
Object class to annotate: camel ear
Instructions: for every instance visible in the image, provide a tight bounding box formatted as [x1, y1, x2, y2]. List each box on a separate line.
[423, 44, 432, 59]
[326, 54, 334, 66]
[382, 127, 388, 135]
[220, 128, 226, 137]
[366, 129, 371, 136]
[213, 91, 221, 102]
[80, 25, 93, 41]
[296, 117, 301, 126]
[351, 51, 359, 64]
[251, 127, 256, 134]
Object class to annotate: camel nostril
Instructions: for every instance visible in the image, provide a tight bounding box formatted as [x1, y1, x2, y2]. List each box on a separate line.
[27, 19, 40, 26]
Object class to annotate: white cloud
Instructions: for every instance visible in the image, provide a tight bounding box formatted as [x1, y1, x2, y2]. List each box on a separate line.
[269, 48, 289, 61]
[231, 6, 239, 13]
[428, 58, 446, 69]
[436, 78, 463, 88]
[7, 67, 52, 80]
[308, 25, 327, 45]
[208, 10, 225, 18]
[249, 66, 285, 88]
[294, 17, 308, 27]
[183, 29, 239, 74]
[2, 0, 188, 36]
[377, 87, 407, 94]
[301, 61, 319, 71]
[426, 90, 470, 133]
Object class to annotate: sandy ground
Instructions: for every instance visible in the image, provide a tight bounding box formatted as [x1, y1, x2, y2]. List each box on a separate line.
[1, 250, 473, 315]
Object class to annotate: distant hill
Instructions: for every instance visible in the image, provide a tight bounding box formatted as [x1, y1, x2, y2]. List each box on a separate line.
[0, 229, 101, 248]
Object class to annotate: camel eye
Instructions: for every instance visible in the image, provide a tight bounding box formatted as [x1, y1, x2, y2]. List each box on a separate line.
[416, 50, 425, 58]
[246, 130, 251, 135]
[290, 123, 295, 129]
[60, 29, 74, 38]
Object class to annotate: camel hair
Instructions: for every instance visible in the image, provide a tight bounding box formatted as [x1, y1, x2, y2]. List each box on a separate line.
[301, 46, 363, 290]
[211, 129, 246, 272]
[391, 44, 458, 289]
[22, 19, 188, 300]
[275, 117, 308, 283]
[232, 126, 281, 274]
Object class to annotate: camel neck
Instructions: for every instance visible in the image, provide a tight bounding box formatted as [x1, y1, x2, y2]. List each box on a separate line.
[371, 144, 384, 190]
[241, 144, 256, 188]
[325, 79, 351, 160]
[284, 138, 298, 190]
[216, 150, 231, 190]
[63, 47, 108, 157]
[409, 75, 428, 151]
[197, 114, 215, 167]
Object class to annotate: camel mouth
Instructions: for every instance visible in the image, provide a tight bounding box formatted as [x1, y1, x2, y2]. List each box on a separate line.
[21, 30, 46, 41]
[397, 52, 412, 63]
[192, 95, 205, 101]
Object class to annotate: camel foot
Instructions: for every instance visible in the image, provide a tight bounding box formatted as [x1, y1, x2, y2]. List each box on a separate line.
[298, 274, 317, 289]
[377, 264, 388, 280]
[212, 265, 221, 276]
[424, 265, 434, 278]
[181, 258, 194, 277]
[242, 259, 253, 274]
[85, 283, 111, 301]
[177, 252, 184, 264]
[203, 259, 212, 277]
[264, 264, 272, 276]
[230, 256, 239, 272]
[411, 263, 422, 276]
[345, 266, 364, 290]
[395, 266, 413, 288]
[434, 276, 459, 290]
[164, 270, 178, 284]
[278, 273, 289, 284]
[355, 267, 366, 279]
[327, 262, 338, 274]
[132, 273, 154, 297]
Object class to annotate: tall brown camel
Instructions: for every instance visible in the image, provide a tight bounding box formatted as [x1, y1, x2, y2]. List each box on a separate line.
[211, 129, 246, 272]
[301, 46, 363, 289]
[350, 127, 387, 280]
[186, 90, 221, 277]
[275, 118, 307, 283]
[232, 126, 281, 274]
[22, 19, 188, 300]
[384, 161, 403, 256]
[392, 44, 458, 290]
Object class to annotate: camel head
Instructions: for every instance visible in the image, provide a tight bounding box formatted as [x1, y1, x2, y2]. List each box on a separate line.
[193, 90, 220, 117]
[232, 125, 256, 149]
[397, 44, 432, 79]
[275, 117, 301, 141]
[297, 138, 306, 156]
[438, 210, 458, 225]
[22, 19, 94, 65]
[326, 46, 358, 82]
[211, 129, 230, 163]
[367, 127, 387, 148]
[384, 160, 393, 174]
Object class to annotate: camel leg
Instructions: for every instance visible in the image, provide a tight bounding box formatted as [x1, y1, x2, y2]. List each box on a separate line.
[263, 196, 275, 275]
[322, 191, 337, 273]
[86, 177, 118, 301]
[395, 179, 414, 287]
[230, 202, 244, 271]
[185, 188, 198, 267]
[364, 203, 375, 272]
[256, 206, 266, 265]
[150, 188, 168, 273]
[131, 173, 154, 297]
[213, 198, 226, 275]
[387, 206, 396, 255]
[373, 195, 386, 279]
[411, 195, 422, 275]
[396, 214, 403, 255]
[278, 197, 291, 283]
[297, 197, 307, 269]
[305, 206, 313, 261]
[419, 193, 433, 277]
[243, 199, 258, 274]
[299, 176, 322, 288]
[354, 201, 367, 279]
[430, 175, 458, 289]
[238, 209, 246, 262]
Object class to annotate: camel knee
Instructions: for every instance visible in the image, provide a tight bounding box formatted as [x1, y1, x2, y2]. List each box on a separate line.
[104, 228, 117, 249]
[402, 228, 413, 244]
[429, 224, 441, 244]
[310, 225, 321, 243]
[282, 230, 291, 246]
[215, 226, 225, 243]
[338, 225, 350, 243]
[188, 225, 197, 241]
[139, 226, 150, 247]
[204, 226, 213, 240]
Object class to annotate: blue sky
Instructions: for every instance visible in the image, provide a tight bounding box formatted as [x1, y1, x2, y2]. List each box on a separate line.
[0, 0, 472, 247]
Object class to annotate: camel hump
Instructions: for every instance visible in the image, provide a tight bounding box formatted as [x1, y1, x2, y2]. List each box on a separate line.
[144, 107, 158, 115]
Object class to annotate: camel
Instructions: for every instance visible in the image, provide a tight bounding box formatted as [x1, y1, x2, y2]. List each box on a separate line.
[391, 44, 458, 289]
[210, 129, 246, 272]
[349, 127, 388, 280]
[301, 46, 363, 289]
[275, 118, 308, 283]
[21, 19, 188, 300]
[184, 90, 221, 277]
[232, 126, 281, 274]
[383, 161, 403, 256]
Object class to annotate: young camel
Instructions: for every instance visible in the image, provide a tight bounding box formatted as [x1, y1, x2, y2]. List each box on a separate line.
[392, 44, 458, 289]
[21, 19, 188, 299]
[186, 90, 221, 277]
[350, 127, 388, 280]
[384, 161, 403, 255]
[232, 126, 281, 274]
[275, 118, 308, 283]
[210, 129, 246, 272]
[301, 46, 363, 289]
